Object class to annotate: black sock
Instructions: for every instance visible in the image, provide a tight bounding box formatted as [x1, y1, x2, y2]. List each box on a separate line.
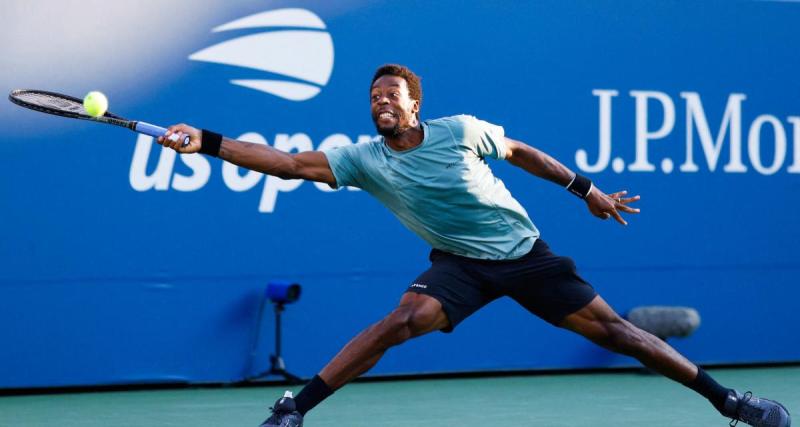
[684, 367, 732, 413]
[294, 375, 334, 416]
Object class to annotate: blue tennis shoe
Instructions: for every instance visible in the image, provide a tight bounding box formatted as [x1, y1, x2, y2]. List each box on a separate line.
[722, 390, 791, 427]
[260, 391, 304, 427]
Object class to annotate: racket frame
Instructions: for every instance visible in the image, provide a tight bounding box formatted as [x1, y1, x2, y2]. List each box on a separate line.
[8, 89, 188, 146]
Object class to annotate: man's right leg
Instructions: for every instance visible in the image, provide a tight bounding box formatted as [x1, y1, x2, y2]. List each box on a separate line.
[317, 291, 449, 390]
[262, 248, 493, 426]
[262, 292, 449, 426]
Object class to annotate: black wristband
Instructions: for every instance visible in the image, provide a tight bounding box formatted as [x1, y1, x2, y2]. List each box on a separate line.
[200, 129, 222, 157]
[566, 173, 593, 199]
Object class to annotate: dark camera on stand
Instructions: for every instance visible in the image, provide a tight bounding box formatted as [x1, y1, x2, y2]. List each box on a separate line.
[267, 281, 301, 305]
[245, 280, 304, 383]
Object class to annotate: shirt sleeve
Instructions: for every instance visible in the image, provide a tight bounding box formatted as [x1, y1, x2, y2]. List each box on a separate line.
[321, 142, 365, 189]
[463, 115, 508, 160]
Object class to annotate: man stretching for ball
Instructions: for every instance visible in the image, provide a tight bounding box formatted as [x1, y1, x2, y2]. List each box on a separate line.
[158, 64, 791, 427]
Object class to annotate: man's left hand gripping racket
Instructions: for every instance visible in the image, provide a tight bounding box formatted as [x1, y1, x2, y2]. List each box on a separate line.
[8, 89, 190, 146]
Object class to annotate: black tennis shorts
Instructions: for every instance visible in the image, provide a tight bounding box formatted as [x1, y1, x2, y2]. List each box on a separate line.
[407, 238, 597, 332]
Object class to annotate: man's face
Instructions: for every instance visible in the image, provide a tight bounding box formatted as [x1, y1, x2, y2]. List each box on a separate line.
[370, 75, 419, 137]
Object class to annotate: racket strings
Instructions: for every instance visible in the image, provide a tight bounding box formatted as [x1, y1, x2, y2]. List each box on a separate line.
[16, 92, 85, 114]
[9, 89, 129, 125]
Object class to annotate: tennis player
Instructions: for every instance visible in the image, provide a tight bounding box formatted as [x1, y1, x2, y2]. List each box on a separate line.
[158, 64, 791, 427]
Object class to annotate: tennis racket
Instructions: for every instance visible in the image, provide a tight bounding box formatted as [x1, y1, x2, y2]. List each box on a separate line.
[8, 89, 189, 146]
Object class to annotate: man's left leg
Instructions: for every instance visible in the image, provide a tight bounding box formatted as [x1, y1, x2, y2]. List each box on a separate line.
[560, 295, 791, 427]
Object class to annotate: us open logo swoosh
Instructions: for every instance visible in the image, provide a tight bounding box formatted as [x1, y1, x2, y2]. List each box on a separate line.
[189, 8, 334, 101]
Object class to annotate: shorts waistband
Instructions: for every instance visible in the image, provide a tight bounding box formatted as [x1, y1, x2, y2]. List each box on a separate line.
[430, 238, 547, 264]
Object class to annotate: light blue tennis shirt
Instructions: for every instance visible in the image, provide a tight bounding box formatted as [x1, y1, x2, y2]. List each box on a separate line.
[323, 115, 539, 260]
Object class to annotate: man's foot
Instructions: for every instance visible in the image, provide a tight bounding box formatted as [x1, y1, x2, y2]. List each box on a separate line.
[721, 390, 791, 427]
[259, 391, 304, 427]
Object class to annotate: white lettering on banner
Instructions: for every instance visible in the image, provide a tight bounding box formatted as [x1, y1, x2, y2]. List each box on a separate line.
[129, 132, 369, 213]
[788, 117, 800, 173]
[748, 115, 786, 176]
[576, 90, 617, 172]
[680, 92, 747, 173]
[173, 150, 211, 191]
[584, 89, 800, 175]
[629, 90, 675, 172]
[130, 134, 176, 191]
[130, 134, 211, 192]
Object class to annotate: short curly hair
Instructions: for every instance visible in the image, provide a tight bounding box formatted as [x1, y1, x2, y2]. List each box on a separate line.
[371, 64, 423, 113]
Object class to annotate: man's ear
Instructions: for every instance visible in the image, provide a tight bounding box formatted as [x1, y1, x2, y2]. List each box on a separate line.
[411, 99, 420, 115]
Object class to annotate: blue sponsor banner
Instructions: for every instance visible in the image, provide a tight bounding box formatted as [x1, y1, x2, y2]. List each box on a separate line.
[1, 0, 798, 388]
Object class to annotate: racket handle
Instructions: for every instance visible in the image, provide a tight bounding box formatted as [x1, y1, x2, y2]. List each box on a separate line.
[134, 121, 191, 147]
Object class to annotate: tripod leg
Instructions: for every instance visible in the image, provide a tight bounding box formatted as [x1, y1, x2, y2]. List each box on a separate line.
[246, 301, 303, 384]
[269, 355, 303, 384]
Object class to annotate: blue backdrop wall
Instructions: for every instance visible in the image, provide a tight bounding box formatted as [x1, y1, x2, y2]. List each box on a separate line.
[1, 0, 799, 389]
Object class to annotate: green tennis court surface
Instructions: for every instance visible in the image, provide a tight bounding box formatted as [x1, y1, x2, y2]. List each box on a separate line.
[1, 366, 796, 426]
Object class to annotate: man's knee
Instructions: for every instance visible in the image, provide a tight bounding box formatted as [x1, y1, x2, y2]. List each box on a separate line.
[377, 304, 442, 346]
[563, 297, 653, 355]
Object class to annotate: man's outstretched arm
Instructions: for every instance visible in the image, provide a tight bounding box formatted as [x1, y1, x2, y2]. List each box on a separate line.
[504, 137, 640, 225]
[156, 124, 336, 186]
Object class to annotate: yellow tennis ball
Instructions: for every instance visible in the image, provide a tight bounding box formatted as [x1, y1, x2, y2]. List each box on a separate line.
[83, 91, 108, 117]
